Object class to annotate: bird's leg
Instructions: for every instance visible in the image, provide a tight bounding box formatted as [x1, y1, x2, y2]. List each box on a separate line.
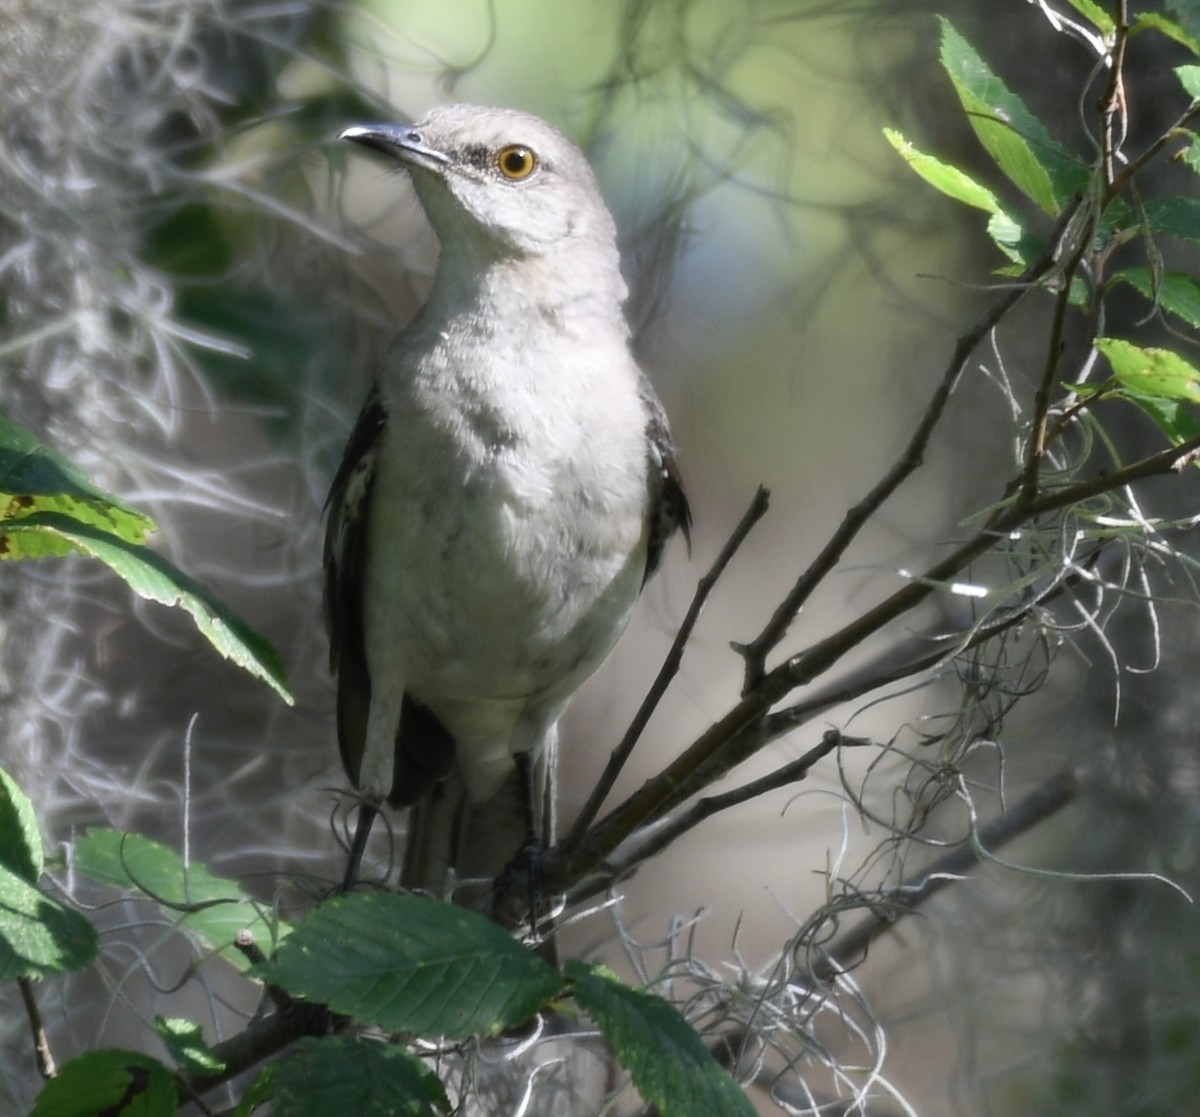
[494, 750, 543, 934]
[341, 800, 379, 892]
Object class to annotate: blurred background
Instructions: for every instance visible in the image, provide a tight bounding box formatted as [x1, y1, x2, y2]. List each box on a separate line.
[3, 1, 1199, 1113]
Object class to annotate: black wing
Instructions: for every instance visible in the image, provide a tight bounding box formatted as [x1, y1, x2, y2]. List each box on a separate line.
[642, 384, 691, 583]
[323, 386, 387, 788]
[323, 385, 457, 805]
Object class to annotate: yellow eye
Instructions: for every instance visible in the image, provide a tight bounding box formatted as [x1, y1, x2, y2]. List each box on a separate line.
[496, 144, 537, 180]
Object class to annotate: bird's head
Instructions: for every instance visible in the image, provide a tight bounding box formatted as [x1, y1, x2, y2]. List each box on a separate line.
[340, 105, 620, 267]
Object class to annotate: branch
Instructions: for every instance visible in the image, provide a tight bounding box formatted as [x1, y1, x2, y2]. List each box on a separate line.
[549, 423, 1199, 895]
[561, 485, 770, 852]
[19, 977, 56, 1080]
[737, 206, 1079, 691]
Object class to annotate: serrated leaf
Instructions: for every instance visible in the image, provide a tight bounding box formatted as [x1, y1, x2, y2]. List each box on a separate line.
[1114, 266, 1200, 329]
[1142, 196, 1200, 243]
[1, 511, 292, 704]
[1097, 337, 1200, 402]
[73, 828, 287, 970]
[1065, 0, 1116, 35]
[0, 765, 43, 883]
[258, 1036, 450, 1117]
[566, 961, 755, 1117]
[1123, 390, 1200, 449]
[1136, 17, 1200, 57]
[0, 864, 97, 980]
[154, 1017, 225, 1076]
[939, 19, 1086, 214]
[0, 415, 154, 557]
[30, 1051, 176, 1117]
[264, 892, 564, 1038]
[884, 129, 1027, 262]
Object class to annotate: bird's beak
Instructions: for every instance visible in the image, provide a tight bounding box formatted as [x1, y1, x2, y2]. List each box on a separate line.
[339, 123, 451, 173]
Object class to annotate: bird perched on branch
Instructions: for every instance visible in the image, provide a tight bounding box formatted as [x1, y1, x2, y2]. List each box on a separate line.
[324, 103, 689, 919]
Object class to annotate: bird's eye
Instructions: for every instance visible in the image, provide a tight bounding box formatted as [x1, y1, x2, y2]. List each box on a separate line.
[496, 144, 537, 181]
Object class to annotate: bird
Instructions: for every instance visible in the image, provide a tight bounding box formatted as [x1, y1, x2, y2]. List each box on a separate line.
[324, 103, 690, 920]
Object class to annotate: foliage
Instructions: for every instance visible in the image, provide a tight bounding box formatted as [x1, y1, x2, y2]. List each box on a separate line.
[4, 1, 1200, 1115]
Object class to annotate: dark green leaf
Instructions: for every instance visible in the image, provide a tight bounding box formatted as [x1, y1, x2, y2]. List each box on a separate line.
[0, 864, 97, 980]
[73, 828, 287, 970]
[566, 961, 755, 1117]
[0, 765, 42, 883]
[154, 1017, 225, 1076]
[30, 1051, 175, 1117]
[258, 1036, 451, 1117]
[1122, 391, 1200, 449]
[1097, 337, 1200, 401]
[1143, 196, 1200, 243]
[0, 415, 154, 558]
[1113, 266, 1200, 329]
[939, 19, 1087, 213]
[1, 512, 292, 704]
[264, 892, 564, 1038]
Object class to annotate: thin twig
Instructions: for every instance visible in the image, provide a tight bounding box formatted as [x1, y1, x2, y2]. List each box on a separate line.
[562, 486, 770, 851]
[737, 205, 1080, 692]
[19, 977, 56, 1079]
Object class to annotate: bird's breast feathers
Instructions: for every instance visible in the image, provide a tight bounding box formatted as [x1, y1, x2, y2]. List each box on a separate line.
[361, 340, 652, 702]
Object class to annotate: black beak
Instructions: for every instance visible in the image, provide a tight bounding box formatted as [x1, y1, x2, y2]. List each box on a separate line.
[339, 123, 450, 172]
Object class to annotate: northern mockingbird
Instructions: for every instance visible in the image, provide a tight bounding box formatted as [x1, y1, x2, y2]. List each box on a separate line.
[325, 104, 689, 915]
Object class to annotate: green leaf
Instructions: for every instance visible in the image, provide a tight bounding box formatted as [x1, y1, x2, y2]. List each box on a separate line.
[1178, 63, 1200, 99]
[0, 864, 97, 980]
[154, 1017, 225, 1076]
[1097, 338, 1200, 402]
[73, 828, 287, 970]
[1135, 16, 1200, 57]
[1065, 0, 1116, 35]
[255, 1036, 451, 1117]
[30, 1051, 176, 1117]
[884, 129, 1028, 262]
[1176, 129, 1200, 177]
[0, 414, 154, 558]
[1142, 196, 1200, 243]
[939, 19, 1086, 213]
[1113, 266, 1200, 329]
[1123, 391, 1200, 449]
[566, 961, 755, 1117]
[264, 892, 564, 1038]
[1, 511, 292, 704]
[0, 765, 43, 883]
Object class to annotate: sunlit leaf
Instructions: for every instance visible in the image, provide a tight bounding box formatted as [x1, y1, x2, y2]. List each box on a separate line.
[1097, 337, 1200, 402]
[1, 512, 292, 704]
[0, 864, 97, 981]
[0, 766, 42, 883]
[74, 829, 287, 970]
[939, 19, 1087, 213]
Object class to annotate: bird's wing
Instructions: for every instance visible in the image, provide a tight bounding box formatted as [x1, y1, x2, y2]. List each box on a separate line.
[641, 381, 691, 583]
[323, 385, 387, 787]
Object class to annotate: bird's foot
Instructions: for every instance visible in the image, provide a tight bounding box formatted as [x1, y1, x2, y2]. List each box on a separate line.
[494, 837, 544, 938]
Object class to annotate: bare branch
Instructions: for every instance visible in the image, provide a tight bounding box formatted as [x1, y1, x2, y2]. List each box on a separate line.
[562, 486, 770, 851]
